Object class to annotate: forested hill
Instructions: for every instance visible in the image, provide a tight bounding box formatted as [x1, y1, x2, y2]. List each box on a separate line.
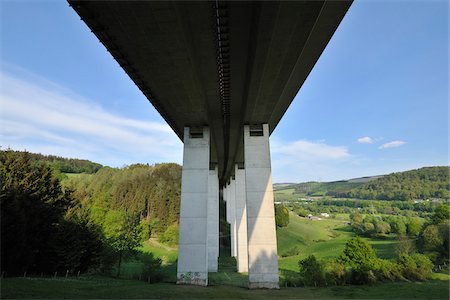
[1, 149, 102, 173]
[347, 166, 450, 200]
[282, 166, 449, 201]
[64, 163, 182, 235]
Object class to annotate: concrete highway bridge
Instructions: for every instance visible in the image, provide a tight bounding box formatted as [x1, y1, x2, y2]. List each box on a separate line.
[69, 0, 352, 288]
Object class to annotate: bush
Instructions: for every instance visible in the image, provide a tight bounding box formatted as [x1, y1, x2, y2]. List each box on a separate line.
[376, 259, 404, 281]
[140, 253, 164, 283]
[158, 223, 179, 246]
[398, 253, 433, 281]
[275, 205, 290, 227]
[339, 236, 380, 284]
[298, 255, 326, 286]
[324, 260, 347, 285]
[281, 246, 300, 258]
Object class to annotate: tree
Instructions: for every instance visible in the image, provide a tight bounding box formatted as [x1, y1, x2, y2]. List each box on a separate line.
[298, 255, 326, 286]
[420, 225, 443, 252]
[388, 217, 407, 235]
[275, 205, 290, 227]
[339, 236, 380, 283]
[395, 234, 415, 255]
[397, 253, 433, 281]
[407, 217, 422, 236]
[0, 150, 104, 275]
[431, 204, 450, 225]
[103, 210, 142, 276]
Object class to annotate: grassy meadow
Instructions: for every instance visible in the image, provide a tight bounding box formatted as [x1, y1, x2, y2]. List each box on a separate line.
[3, 209, 449, 299]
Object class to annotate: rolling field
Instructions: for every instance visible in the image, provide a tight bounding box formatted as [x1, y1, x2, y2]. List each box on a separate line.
[3, 212, 448, 299]
[277, 213, 399, 272]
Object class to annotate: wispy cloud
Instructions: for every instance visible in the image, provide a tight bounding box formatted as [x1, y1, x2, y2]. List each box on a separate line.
[357, 136, 373, 144]
[379, 140, 406, 149]
[0, 69, 182, 166]
[271, 139, 352, 182]
[272, 139, 350, 160]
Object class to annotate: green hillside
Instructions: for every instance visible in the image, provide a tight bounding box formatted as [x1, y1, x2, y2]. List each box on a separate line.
[277, 213, 399, 272]
[276, 166, 449, 201]
[348, 167, 450, 200]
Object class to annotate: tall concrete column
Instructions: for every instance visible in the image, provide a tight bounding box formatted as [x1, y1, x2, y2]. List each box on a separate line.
[229, 179, 237, 258]
[207, 166, 219, 272]
[244, 124, 279, 289]
[177, 127, 209, 286]
[235, 164, 248, 273]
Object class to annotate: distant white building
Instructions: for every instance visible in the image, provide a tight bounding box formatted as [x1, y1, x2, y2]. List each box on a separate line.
[307, 214, 322, 221]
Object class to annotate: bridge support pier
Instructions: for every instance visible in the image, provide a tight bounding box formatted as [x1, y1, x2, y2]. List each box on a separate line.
[244, 124, 279, 289]
[177, 127, 213, 286]
[229, 179, 237, 258]
[207, 166, 219, 272]
[235, 164, 248, 273]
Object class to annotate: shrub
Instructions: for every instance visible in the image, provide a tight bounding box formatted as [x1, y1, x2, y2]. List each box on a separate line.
[158, 223, 179, 246]
[398, 253, 433, 281]
[275, 205, 290, 227]
[376, 259, 403, 281]
[140, 253, 164, 283]
[298, 255, 326, 286]
[281, 246, 300, 257]
[339, 236, 380, 284]
[324, 260, 347, 285]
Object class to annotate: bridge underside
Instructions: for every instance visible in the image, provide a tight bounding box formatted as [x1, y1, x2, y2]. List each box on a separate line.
[69, 0, 351, 288]
[69, 0, 351, 185]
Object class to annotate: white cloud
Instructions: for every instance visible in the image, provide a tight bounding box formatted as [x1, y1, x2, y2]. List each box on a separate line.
[379, 140, 406, 149]
[0, 70, 183, 166]
[270, 138, 352, 182]
[357, 136, 373, 144]
[272, 139, 350, 160]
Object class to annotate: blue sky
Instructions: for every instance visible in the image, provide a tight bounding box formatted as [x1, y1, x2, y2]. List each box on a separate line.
[1, 1, 448, 182]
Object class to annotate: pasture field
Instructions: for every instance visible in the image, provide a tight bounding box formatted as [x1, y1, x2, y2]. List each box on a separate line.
[3, 211, 448, 299]
[277, 212, 398, 272]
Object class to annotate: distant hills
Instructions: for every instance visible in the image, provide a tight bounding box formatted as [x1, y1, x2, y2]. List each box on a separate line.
[276, 167, 450, 201]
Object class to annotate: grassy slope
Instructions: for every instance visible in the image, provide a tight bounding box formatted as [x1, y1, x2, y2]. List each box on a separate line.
[278, 213, 399, 272]
[3, 213, 448, 299]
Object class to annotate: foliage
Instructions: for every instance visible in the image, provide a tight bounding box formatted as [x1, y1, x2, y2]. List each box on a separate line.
[397, 253, 433, 281]
[158, 224, 179, 246]
[339, 237, 380, 283]
[65, 163, 181, 238]
[103, 211, 142, 276]
[347, 167, 450, 201]
[0, 150, 106, 275]
[2, 149, 102, 174]
[396, 234, 416, 255]
[140, 253, 164, 283]
[281, 246, 301, 258]
[275, 205, 290, 227]
[418, 205, 450, 262]
[298, 255, 326, 286]
[430, 204, 450, 225]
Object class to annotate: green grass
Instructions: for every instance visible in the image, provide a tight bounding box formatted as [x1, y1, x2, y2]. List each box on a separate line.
[277, 213, 399, 272]
[2, 277, 448, 299]
[120, 239, 178, 281]
[275, 188, 295, 195]
[4, 212, 446, 299]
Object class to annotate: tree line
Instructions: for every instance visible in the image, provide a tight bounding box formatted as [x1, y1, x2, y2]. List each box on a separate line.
[288, 166, 449, 201]
[1, 148, 103, 174]
[1, 150, 181, 278]
[344, 167, 449, 200]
